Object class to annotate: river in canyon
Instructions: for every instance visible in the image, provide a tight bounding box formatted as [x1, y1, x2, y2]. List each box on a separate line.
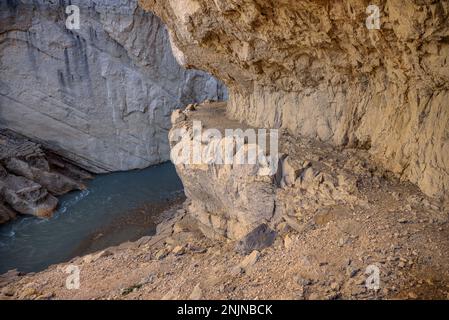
[0, 162, 184, 274]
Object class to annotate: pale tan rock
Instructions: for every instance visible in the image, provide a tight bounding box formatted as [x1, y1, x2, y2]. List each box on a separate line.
[141, 0, 449, 202]
[280, 156, 301, 187]
[155, 248, 170, 260]
[83, 249, 113, 264]
[168, 109, 277, 240]
[171, 110, 187, 125]
[172, 245, 185, 256]
[240, 250, 260, 270]
[284, 234, 294, 249]
[189, 284, 203, 300]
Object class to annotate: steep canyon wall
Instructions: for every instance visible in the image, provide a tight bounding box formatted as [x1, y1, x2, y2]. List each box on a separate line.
[0, 0, 227, 173]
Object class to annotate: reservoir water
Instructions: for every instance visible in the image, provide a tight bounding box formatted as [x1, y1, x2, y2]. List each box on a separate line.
[0, 162, 184, 274]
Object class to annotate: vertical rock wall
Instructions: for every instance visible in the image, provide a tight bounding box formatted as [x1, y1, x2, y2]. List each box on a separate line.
[0, 0, 227, 173]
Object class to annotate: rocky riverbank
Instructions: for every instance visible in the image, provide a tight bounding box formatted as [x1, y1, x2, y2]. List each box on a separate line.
[0, 129, 91, 224]
[1, 103, 448, 300]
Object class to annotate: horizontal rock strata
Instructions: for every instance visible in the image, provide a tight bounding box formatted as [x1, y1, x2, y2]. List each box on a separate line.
[0, 130, 90, 224]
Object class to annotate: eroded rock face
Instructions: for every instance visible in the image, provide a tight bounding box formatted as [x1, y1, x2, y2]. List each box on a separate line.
[169, 103, 277, 240]
[0, 130, 89, 222]
[168, 102, 446, 241]
[0, 0, 227, 173]
[141, 0, 449, 202]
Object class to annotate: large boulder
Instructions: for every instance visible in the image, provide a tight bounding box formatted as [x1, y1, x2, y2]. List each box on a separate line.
[4, 158, 83, 196]
[0, 174, 58, 218]
[0, 130, 88, 222]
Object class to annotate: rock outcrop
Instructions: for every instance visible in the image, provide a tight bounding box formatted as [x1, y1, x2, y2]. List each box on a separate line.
[0, 130, 90, 223]
[0, 0, 227, 173]
[169, 102, 446, 243]
[169, 102, 277, 239]
[141, 0, 449, 202]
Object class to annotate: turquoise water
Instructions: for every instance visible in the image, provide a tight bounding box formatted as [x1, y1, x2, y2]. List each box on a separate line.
[0, 162, 184, 274]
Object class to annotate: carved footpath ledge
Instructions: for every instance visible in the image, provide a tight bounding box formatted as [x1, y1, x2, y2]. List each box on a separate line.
[168, 102, 448, 242]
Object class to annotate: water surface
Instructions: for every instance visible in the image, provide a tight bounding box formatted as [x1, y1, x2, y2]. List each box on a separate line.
[0, 162, 183, 274]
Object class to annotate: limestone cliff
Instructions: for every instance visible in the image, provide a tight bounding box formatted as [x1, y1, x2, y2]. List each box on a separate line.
[141, 0, 449, 202]
[0, 0, 227, 173]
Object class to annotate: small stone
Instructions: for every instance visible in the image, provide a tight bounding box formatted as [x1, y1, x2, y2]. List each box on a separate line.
[282, 215, 304, 233]
[280, 156, 301, 187]
[136, 236, 152, 247]
[408, 292, 418, 299]
[309, 293, 320, 300]
[284, 234, 294, 248]
[82, 249, 113, 264]
[172, 245, 185, 256]
[330, 282, 340, 291]
[346, 267, 359, 278]
[83, 254, 95, 264]
[190, 246, 207, 254]
[139, 274, 155, 285]
[98, 249, 113, 259]
[189, 284, 203, 300]
[235, 224, 276, 255]
[276, 222, 290, 234]
[240, 250, 260, 270]
[185, 104, 196, 111]
[36, 292, 55, 300]
[19, 287, 38, 299]
[155, 249, 169, 260]
[295, 277, 312, 286]
[230, 266, 244, 276]
[1, 287, 14, 297]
